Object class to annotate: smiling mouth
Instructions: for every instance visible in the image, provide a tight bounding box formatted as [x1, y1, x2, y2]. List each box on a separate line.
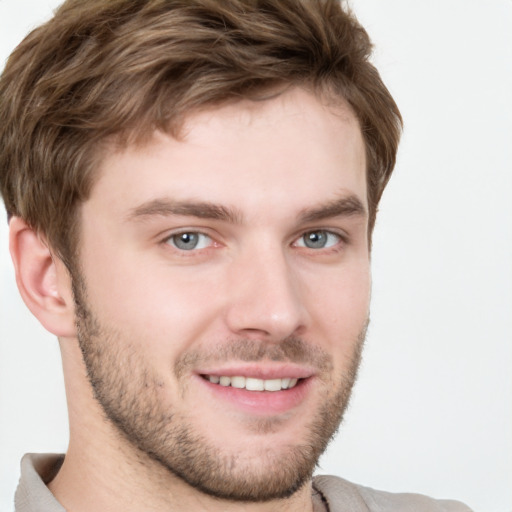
[201, 375, 300, 392]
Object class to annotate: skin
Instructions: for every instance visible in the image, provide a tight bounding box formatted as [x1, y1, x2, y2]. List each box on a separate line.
[10, 87, 370, 511]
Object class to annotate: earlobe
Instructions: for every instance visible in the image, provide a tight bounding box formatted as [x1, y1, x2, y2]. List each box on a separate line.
[9, 217, 76, 338]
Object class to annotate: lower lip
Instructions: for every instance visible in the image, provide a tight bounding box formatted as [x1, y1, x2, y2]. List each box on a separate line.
[197, 376, 312, 415]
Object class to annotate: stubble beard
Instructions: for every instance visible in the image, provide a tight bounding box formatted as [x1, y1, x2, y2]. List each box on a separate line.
[72, 274, 366, 503]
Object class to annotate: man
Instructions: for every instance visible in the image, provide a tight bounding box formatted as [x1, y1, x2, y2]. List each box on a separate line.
[0, 0, 473, 510]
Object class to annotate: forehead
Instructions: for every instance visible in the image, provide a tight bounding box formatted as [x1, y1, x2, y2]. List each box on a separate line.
[89, 88, 367, 220]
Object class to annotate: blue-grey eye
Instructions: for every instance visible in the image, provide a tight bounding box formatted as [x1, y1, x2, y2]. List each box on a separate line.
[297, 230, 340, 249]
[168, 232, 211, 251]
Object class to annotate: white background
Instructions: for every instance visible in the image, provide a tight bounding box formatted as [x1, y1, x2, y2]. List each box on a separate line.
[1, 1, 511, 511]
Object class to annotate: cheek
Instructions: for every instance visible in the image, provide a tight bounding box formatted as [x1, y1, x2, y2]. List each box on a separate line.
[78, 246, 224, 358]
[306, 263, 370, 343]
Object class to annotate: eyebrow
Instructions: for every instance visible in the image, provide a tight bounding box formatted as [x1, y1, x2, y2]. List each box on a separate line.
[127, 198, 243, 224]
[298, 195, 367, 223]
[127, 194, 366, 225]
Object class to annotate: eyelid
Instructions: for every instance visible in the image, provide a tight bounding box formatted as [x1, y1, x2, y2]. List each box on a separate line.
[157, 226, 348, 254]
[171, 232, 212, 250]
[160, 228, 218, 251]
[291, 229, 351, 257]
[293, 227, 347, 244]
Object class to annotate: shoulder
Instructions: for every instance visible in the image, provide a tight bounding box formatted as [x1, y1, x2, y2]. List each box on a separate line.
[312, 475, 473, 512]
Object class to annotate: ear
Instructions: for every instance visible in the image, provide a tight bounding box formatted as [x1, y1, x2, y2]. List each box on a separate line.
[9, 217, 77, 338]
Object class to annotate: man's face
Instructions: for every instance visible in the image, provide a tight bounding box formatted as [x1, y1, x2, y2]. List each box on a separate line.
[73, 88, 370, 501]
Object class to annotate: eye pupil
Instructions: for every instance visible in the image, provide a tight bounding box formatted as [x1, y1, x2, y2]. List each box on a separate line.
[173, 232, 199, 250]
[304, 231, 327, 249]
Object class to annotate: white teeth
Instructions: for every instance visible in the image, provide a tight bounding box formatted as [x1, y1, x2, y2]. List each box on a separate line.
[219, 376, 231, 386]
[281, 378, 291, 389]
[205, 375, 300, 391]
[245, 377, 264, 391]
[264, 379, 282, 392]
[230, 376, 246, 389]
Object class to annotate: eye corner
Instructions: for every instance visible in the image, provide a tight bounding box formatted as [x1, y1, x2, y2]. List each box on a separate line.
[293, 229, 346, 251]
[164, 230, 214, 251]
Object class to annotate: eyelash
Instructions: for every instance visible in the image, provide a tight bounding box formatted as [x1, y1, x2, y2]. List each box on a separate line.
[293, 230, 345, 251]
[165, 231, 213, 251]
[161, 228, 348, 255]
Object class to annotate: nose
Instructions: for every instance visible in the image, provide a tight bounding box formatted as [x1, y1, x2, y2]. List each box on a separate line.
[224, 243, 308, 341]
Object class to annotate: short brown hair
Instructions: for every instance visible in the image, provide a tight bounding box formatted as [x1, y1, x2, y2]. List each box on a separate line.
[0, 0, 402, 266]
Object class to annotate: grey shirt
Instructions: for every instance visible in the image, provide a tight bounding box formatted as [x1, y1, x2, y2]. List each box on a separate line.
[15, 453, 473, 512]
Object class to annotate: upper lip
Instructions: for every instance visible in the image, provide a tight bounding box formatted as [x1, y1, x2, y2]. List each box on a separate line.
[196, 363, 315, 380]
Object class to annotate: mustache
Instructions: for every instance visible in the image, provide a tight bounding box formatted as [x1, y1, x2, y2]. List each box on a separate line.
[174, 336, 333, 378]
